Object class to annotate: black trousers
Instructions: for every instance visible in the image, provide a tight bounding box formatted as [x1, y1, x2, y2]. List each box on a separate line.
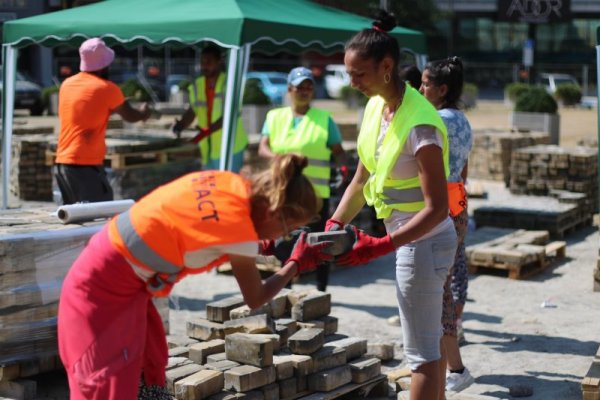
[55, 164, 113, 205]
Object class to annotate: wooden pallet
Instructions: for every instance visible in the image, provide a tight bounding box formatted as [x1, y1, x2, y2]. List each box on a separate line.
[298, 374, 388, 400]
[582, 346, 600, 400]
[467, 228, 566, 279]
[45, 144, 199, 170]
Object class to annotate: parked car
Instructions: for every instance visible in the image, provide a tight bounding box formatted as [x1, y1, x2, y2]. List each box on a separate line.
[539, 73, 579, 94]
[245, 71, 288, 105]
[0, 69, 44, 115]
[324, 64, 350, 99]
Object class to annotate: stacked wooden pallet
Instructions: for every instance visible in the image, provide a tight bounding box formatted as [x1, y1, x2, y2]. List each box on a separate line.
[45, 133, 201, 201]
[10, 134, 54, 201]
[164, 289, 390, 400]
[510, 145, 598, 215]
[0, 207, 171, 399]
[469, 129, 549, 184]
[582, 345, 600, 400]
[465, 227, 566, 279]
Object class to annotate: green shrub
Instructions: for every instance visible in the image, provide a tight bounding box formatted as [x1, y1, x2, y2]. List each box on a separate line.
[178, 79, 192, 91]
[514, 87, 558, 114]
[505, 82, 531, 102]
[554, 83, 582, 106]
[41, 85, 59, 109]
[340, 85, 368, 108]
[461, 82, 478, 109]
[243, 79, 271, 105]
[119, 78, 151, 101]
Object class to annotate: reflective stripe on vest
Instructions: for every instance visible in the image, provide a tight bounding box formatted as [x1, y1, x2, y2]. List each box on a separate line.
[188, 73, 248, 161]
[266, 107, 332, 198]
[115, 210, 181, 294]
[382, 187, 425, 204]
[357, 87, 449, 218]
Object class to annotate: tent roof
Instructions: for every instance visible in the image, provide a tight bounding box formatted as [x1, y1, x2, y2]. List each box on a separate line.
[2, 0, 426, 54]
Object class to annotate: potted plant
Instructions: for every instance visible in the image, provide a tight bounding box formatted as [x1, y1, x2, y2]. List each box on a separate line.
[242, 79, 272, 134]
[510, 86, 560, 144]
[554, 83, 582, 107]
[504, 82, 531, 107]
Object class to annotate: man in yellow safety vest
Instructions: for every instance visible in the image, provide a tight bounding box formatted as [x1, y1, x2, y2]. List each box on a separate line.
[172, 44, 247, 172]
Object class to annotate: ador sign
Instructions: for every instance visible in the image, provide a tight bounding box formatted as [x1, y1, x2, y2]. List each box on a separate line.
[498, 0, 571, 23]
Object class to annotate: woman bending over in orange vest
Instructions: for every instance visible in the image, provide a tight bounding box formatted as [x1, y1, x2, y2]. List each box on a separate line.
[57, 153, 330, 400]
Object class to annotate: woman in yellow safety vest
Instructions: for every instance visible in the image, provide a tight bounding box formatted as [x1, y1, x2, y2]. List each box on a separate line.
[325, 11, 457, 400]
[258, 66, 347, 291]
[420, 57, 474, 393]
[57, 154, 330, 400]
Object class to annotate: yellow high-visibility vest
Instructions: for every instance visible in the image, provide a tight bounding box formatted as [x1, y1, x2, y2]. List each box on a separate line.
[357, 85, 449, 218]
[188, 72, 248, 162]
[266, 107, 332, 198]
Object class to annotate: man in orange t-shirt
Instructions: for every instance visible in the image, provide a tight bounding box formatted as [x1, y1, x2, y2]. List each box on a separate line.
[55, 37, 152, 204]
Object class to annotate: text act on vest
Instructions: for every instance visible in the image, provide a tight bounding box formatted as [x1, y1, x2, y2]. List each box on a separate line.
[192, 173, 219, 221]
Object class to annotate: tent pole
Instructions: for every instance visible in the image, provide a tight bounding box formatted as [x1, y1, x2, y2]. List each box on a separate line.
[220, 45, 250, 172]
[2, 45, 17, 209]
[220, 47, 240, 171]
[596, 44, 600, 212]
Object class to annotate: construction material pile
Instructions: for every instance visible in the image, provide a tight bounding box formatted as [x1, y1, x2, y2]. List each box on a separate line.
[510, 144, 598, 215]
[164, 289, 391, 400]
[469, 129, 549, 185]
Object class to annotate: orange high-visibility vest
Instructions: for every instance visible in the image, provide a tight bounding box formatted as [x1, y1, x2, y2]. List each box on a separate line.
[107, 171, 258, 296]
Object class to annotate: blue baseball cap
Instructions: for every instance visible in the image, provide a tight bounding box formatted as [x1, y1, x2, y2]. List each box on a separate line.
[288, 67, 315, 87]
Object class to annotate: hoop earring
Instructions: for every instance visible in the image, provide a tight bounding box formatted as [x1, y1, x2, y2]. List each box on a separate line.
[384, 73, 391, 84]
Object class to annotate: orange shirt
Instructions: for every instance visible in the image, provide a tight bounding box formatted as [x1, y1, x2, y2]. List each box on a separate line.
[55, 72, 125, 165]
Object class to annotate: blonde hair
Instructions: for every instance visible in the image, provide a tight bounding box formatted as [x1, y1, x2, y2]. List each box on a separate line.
[251, 153, 320, 223]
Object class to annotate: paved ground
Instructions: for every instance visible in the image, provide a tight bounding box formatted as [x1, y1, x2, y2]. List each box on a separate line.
[4, 100, 600, 399]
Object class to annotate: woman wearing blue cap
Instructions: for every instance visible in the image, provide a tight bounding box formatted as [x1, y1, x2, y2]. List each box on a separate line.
[258, 66, 347, 291]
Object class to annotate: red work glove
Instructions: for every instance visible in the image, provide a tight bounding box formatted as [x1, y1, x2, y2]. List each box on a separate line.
[325, 218, 344, 232]
[286, 232, 333, 274]
[258, 240, 275, 256]
[336, 225, 395, 266]
[191, 127, 211, 144]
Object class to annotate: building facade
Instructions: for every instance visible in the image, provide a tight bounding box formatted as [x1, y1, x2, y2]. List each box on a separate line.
[432, 0, 600, 96]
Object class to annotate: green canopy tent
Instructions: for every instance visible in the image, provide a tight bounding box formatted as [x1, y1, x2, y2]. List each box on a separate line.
[1, 0, 427, 208]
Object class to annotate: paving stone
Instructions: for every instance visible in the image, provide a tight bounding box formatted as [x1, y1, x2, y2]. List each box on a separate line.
[225, 332, 274, 367]
[287, 328, 324, 355]
[189, 339, 226, 364]
[261, 382, 279, 400]
[273, 354, 313, 376]
[169, 346, 190, 358]
[289, 291, 331, 322]
[205, 359, 241, 372]
[311, 345, 346, 373]
[167, 357, 195, 371]
[166, 363, 205, 392]
[366, 342, 395, 361]
[278, 376, 297, 399]
[327, 337, 367, 361]
[223, 314, 275, 334]
[187, 318, 234, 341]
[230, 304, 272, 320]
[206, 296, 246, 323]
[224, 365, 276, 392]
[348, 356, 381, 383]
[174, 369, 224, 400]
[206, 352, 227, 364]
[272, 355, 294, 380]
[307, 365, 352, 392]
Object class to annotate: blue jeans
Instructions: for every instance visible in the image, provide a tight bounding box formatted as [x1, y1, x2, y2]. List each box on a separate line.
[394, 224, 457, 370]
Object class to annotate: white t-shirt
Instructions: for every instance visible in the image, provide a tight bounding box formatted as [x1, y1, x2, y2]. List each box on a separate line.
[375, 118, 453, 241]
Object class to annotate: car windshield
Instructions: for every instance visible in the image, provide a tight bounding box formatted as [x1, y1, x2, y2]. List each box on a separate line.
[269, 76, 287, 85]
[555, 78, 576, 86]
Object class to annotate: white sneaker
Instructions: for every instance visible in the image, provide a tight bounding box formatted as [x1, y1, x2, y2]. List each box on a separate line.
[446, 367, 474, 392]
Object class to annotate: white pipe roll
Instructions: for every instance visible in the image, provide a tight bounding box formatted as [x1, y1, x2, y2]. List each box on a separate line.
[56, 199, 135, 224]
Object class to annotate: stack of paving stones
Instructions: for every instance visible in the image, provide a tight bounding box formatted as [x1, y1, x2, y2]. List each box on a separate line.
[0, 208, 169, 388]
[164, 289, 392, 400]
[469, 129, 549, 185]
[10, 134, 54, 201]
[510, 145, 598, 216]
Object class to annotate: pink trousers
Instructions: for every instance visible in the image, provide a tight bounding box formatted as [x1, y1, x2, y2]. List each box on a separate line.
[58, 226, 167, 400]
